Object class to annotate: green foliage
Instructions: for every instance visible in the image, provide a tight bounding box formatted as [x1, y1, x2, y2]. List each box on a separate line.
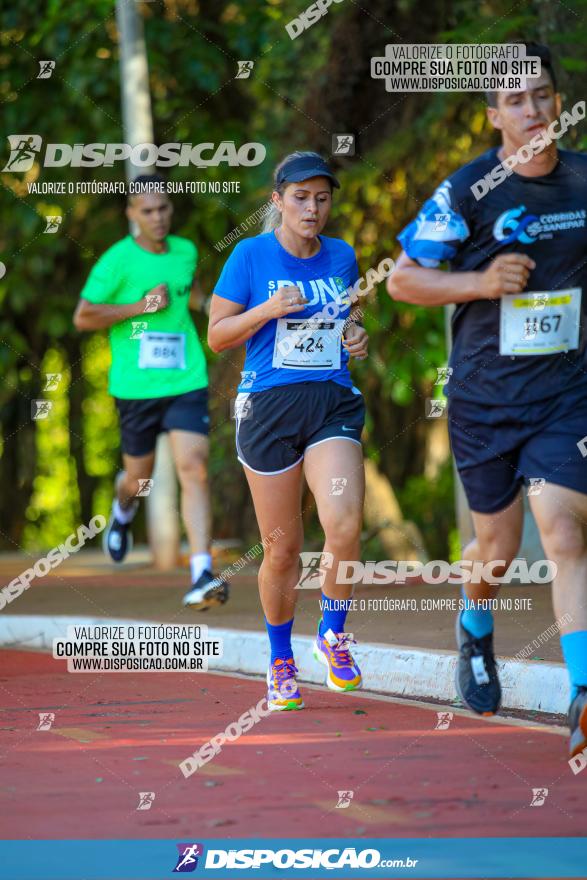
[1, 0, 585, 553]
[23, 348, 79, 549]
[396, 459, 456, 561]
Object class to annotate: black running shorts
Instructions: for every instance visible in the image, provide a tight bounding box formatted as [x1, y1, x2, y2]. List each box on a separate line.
[115, 387, 209, 457]
[448, 392, 587, 513]
[235, 381, 365, 475]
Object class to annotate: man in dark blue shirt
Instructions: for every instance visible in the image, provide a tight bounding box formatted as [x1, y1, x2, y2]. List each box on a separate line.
[388, 43, 587, 758]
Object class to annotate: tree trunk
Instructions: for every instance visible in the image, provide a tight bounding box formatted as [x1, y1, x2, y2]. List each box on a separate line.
[0, 362, 40, 548]
[65, 337, 96, 525]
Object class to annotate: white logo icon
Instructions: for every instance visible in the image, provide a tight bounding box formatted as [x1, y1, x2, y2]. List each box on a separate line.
[330, 477, 347, 496]
[530, 787, 549, 806]
[297, 551, 334, 590]
[143, 294, 162, 312]
[37, 712, 55, 730]
[426, 398, 447, 418]
[136, 479, 154, 497]
[44, 216, 62, 233]
[336, 790, 354, 808]
[232, 396, 252, 420]
[433, 213, 450, 232]
[37, 61, 56, 79]
[435, 711, 453, 730]
[578, 436, 587, 459]
[3, 134, 42, 172]
[531, 293, 548, 311]
[435, 366, 453, 385]
[175, 845, 202, 871]
[130, 322, 148, 339]
[44, 373, 62, 391]
[137, 791, 155, 810]
[240, 370, 256, 389]
[236, 61, 254, 79]
[332, 134, 355, 156]
[31, 400, 53, 420]
[527, 478, 545, 496]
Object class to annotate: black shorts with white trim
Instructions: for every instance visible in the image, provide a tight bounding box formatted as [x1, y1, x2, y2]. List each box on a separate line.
[235, 380, 365, 475]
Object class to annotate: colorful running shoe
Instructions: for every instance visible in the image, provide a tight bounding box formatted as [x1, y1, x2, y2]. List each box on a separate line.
[569, 686, 587, 758]
[266, 658, 304, 711]
[313, 626, 362, 692]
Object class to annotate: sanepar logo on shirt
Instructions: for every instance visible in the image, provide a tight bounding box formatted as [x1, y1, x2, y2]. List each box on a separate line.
[493, 205, 587, 244]
[3, 135, 266, 171]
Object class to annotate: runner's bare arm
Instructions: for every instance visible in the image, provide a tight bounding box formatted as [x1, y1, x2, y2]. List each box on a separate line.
[349, 303, 364, 323]
[387, 251, 535, 306]
[208, 288, 307, 353]
[189, 278, 209, 313]
[73, 284, 169, 331]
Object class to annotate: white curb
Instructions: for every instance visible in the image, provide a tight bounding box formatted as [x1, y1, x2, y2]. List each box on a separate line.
[0, 614, 569, 715]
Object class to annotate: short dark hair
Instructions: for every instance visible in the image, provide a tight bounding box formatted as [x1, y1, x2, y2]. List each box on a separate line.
[127, 173, 168, 202]
[485, 42, 557, 108]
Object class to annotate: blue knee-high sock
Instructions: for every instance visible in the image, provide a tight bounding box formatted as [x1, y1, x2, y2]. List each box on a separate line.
[319, 593, 352, 638]
[265, 618, 294, 663]
[560, 631, 587, 702]
[460, 587, 494, 638]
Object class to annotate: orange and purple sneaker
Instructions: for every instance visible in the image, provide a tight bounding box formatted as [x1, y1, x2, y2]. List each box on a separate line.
[266, 658, 304, 711]
[313, 626, 362, 692]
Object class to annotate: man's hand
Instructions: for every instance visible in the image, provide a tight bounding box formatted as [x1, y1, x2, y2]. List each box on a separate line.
[343, 322, 369, 360]
[140, 283, 169, 314]
[263, 285, 309, 320]
[478, 254, 536, 299]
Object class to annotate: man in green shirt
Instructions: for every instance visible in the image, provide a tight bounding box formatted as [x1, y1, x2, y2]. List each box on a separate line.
[74, 174, 228, 610]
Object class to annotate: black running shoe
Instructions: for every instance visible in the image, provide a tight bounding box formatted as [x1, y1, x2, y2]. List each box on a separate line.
[103, 510, 134, 563]
[455, 612, 502, 715]
[569, 686, 587, 758]
[182, 570, 229, 610]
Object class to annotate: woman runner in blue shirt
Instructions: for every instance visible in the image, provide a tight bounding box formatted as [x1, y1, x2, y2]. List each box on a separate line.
[208, 151, 368, 710]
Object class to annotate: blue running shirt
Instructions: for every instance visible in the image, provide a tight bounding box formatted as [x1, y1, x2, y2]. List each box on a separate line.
[213, 231, 360, 392]
[398, 148, 587, 405]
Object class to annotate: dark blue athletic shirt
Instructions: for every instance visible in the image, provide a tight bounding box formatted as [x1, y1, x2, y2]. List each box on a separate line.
[398, 148, 587, 405]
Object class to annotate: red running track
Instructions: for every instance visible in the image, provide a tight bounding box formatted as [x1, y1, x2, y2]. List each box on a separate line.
[0, 649, 583, 840]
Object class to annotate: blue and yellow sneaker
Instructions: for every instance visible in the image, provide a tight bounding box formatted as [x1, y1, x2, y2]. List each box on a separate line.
[266, 658, 304, 711]
[313, 626, 362, 692]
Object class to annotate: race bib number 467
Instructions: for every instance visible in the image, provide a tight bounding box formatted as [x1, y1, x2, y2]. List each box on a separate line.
[500, 287, 581, 356]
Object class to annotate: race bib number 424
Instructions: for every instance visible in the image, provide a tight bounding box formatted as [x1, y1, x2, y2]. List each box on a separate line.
[272, 318, 343, 370]
[499, 287, 582, 356]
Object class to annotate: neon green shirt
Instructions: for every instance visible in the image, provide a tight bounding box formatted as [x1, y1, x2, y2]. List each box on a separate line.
[81, 235, 208, 399]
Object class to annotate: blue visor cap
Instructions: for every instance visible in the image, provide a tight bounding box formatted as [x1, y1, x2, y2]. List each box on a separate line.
[276, 155, 340, 189]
